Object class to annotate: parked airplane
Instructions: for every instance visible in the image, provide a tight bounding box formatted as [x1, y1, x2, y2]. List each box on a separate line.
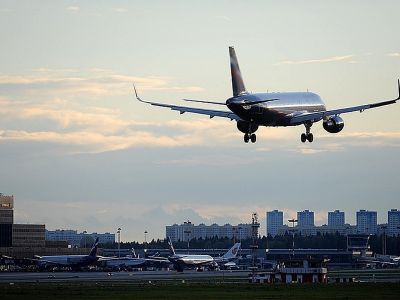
[36, 238, 99, 270]
[134, 47, 399, 143]
[164, 238, 241, 272]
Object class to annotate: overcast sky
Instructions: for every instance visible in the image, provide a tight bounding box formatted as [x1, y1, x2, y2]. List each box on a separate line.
[0, 1, 399, 241]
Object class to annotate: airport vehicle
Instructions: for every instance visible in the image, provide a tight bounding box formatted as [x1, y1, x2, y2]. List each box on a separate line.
[134, 47, 400, 143]
[36, 238, 99, 270]
[164, 238, 241, 272]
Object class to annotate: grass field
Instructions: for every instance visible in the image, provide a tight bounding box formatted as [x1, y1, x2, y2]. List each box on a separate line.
[1, 282, 400, 300]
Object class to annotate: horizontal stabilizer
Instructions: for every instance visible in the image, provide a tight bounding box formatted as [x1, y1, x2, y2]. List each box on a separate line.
[183, 99, 226, 105]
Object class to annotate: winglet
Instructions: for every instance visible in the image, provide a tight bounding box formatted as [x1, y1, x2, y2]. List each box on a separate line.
[133, 82, 141, 101]
[397, 79, 400, 100]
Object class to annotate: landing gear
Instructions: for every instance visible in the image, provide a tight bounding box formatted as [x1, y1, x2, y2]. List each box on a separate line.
[244, 133, 256, 143]
[237, 121, 259, 144]
[301, 122, 314, 143]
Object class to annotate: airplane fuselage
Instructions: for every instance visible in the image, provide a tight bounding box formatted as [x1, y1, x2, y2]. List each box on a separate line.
[38, 255, 98, 267]
[227, 92, 326, 126]
[169, 254, 214, 266]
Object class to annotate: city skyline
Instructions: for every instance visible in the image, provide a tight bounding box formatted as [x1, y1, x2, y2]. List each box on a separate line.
[1, 1, 399, 241]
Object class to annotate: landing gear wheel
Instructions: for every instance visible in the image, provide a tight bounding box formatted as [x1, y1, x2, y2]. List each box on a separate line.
[250, 134, 256, 143]
[244, 134, 249, 143]
[307, 133, 313, 143]
[301, 133, 307, 143]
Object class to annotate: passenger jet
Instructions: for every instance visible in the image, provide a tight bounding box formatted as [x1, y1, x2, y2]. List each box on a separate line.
[134, 47, 399, 143]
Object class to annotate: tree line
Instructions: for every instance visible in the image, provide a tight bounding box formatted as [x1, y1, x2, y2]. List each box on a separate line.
[102, 233, 400, 256]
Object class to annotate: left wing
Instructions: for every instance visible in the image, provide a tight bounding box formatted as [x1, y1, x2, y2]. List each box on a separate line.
[290, 79, 400, 124]
[133, 84, 241, 121]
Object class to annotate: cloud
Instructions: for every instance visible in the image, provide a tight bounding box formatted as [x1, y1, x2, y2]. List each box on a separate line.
[388, 52, 400, 57]
[113, 8, 127, 13]
[0, 70, 203, 98]
[276, 55, 354, 65]
[66, 6, 80, 12]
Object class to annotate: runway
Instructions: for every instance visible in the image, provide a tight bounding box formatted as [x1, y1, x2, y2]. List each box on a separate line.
[0, 270, 249, 283]
[1, 269, 399, 283]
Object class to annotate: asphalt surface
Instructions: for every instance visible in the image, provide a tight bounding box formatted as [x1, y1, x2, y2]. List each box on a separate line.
[1, 269, 399, 283]
[0, 270, 249, 283]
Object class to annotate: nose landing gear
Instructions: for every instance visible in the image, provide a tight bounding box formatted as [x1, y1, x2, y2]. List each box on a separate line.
[301, 122, 314, 143]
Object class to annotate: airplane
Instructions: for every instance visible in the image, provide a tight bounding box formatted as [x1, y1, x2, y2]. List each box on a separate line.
[213, 242, 241, 265]
[163, 238, 241, 272]
[35, 238, 99, 270]
[134, 46, 400, 143]
[98, 248, 168, 270]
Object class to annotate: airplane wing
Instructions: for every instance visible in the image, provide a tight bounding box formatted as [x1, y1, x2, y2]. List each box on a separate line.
[133, 84, 242, 121]
[290, 80, 400, 124]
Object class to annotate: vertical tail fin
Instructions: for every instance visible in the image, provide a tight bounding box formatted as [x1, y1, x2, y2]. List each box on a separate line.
[229, 47, 247, 96]
[167, 237, 176, 255]
[222, 242, 241, 259]
[89, 237, 99, 257]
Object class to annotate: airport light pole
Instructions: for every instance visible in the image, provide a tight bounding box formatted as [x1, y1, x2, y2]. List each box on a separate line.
[144, 230, 148, 244]
[288, 218, 298, 258]
[117, 227, 121, 258]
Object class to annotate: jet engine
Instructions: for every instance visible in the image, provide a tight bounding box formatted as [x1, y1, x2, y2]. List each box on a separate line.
[323, 116, 344, 133]
[236, 120, 259, 134]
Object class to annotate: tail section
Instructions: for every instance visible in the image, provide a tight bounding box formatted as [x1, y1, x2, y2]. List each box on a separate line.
[167, 237, 176, 255]
[222, 242, 241, 259]
[229, 47, 247, 97]
[89, 237, 99, 257]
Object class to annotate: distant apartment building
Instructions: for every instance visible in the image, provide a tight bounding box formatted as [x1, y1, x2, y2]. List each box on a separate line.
[356, 210, 377, 234]
[328, 210, 345, 227]
[297, 210, 314, 227]
[45, 229, 115, 247]
[166, 221, 253, 242]
[388, 209, 400, 236]
[266, 210, 283, 237]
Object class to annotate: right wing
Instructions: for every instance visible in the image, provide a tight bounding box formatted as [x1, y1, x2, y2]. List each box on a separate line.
[133, 84, 241, 121]
[290, 80, 400, 124]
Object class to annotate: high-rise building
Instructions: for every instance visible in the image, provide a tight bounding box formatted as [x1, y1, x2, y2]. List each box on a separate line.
[297, 210, 314, 227]
[0, 193, 14, 224]
[266, 210, 283, 237]
[388, 209, 400, 236]
[0, 194, 14, 247]
[328, 210, 345, 227]
[1, 193, 46, 247]
[356, 210, 377, 234]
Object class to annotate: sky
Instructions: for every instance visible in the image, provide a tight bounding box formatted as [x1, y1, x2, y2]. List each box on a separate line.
[0, 0, 399, 241]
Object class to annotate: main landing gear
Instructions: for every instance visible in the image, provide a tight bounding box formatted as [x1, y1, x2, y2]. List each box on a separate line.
[301, 122, 314, 143]
[244, 133, 256, 143]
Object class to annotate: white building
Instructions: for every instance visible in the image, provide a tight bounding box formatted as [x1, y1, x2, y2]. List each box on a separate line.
[166, 222, 253, 242]
[356, 210, 377, 234]
[297, 210, 314, 227]
[266, 210, 283, 237]
[328, 210, 345, 227]
[388, 209, 400, 236]
[45, 229, 115, 247]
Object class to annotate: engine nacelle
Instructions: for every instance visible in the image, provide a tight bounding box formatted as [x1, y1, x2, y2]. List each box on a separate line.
[323, 116, 344, 133]
[236, 120, 259, 134]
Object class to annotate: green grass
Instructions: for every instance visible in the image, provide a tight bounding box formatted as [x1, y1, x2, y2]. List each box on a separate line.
[1, 282, 400, 300]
